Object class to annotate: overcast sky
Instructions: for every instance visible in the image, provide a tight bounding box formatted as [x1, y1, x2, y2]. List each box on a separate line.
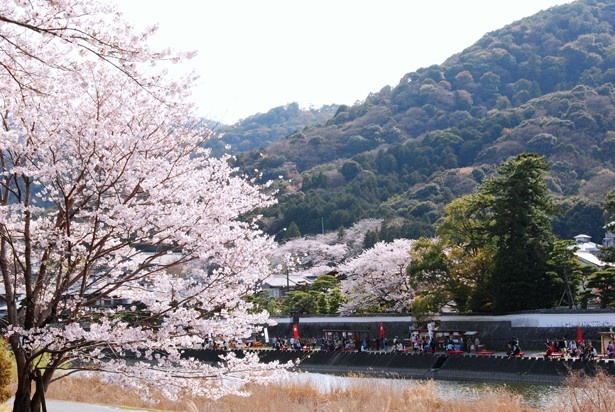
[118, 0, 573, 124]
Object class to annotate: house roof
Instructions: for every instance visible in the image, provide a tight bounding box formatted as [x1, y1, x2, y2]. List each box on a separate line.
[262, 274, 312, 288]
[575, 250, 607, 267]
[571, 234, 600, 253]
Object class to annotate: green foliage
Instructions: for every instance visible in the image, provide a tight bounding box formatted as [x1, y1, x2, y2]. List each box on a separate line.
[417, 155, 566, 314]
[244, 291, 281, 316]
[437, 194, 495, 312]
[280, 290, 317, 314]
[363, 230, 380, 249]
[283, 221, 302, 242]
[340, 161, 362, 181]
[547, 240, 583, 308]
[586, 268, 615, 308]
[0, 343, 14, 404]
[278, 274, 345, 315]
[552, 198, 604, 242]
[484, 153, 560, 312]
[206, 103, 338, 156]
[407, 238, 454, 312]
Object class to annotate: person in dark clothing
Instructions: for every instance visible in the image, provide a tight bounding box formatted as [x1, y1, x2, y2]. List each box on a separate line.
[507, 337, 521, 357]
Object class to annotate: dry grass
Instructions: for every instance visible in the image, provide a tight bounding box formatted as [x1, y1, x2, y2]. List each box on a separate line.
[2, 368, 614, 412]
[38, 375, 540, 412]
[546, 368, 615, 412]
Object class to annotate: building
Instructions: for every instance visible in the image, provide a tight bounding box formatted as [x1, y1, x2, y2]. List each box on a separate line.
[570, 231, 613, 268]
[604, 221, 614, 248]
[261, 274, 313, 298]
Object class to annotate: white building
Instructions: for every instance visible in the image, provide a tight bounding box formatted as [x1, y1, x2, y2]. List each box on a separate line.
[261, 274, 313, 298]
[570, 232, 613, 267]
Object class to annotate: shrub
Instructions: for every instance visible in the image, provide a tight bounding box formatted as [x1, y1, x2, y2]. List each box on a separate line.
[0, 342, 14, 404]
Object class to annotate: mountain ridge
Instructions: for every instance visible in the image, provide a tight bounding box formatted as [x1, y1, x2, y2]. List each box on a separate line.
[230, 0, 615, 243]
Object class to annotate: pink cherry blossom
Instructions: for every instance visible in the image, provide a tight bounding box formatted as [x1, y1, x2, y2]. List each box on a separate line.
[338, 239, 415, 313]
[0, 2, 288, 410]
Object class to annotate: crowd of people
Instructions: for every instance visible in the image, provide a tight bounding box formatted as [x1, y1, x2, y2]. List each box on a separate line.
[267, 333, 485, 354]
[543, 337, 601, 360]
[265, 333, 612, 361]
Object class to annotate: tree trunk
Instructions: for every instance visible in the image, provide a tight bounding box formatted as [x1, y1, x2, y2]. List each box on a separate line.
[32, 369, 48, 412]
[12, 373, 47, 412]
[12, 371, 35, 412]
[12, 359, 50, 412]
[11, 338, 59, 412]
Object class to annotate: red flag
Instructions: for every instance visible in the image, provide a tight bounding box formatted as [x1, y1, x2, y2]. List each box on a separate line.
[292, 323, 299, 340]
[577, 323, 583, 344]
[379, 322, 385, 339]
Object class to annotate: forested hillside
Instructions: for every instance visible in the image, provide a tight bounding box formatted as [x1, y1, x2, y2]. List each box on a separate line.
[234, 0, 615, 243]
[206, 102, 337, 157]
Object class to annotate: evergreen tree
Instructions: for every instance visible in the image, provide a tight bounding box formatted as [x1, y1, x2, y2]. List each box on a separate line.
[363, 230, 380, 249]
[337, 225, 346, 241]
[483, 153, 559, 312]
[283, 221, 302, 242]
[547, 240, 582, 309]
[600, 191, 615, 263]
[586, 268, 615, 308]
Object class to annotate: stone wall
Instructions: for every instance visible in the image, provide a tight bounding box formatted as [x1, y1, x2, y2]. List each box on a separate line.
[180, 348, 615, 385]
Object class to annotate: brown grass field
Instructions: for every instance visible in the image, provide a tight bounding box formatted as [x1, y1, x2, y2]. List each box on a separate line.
[2, 368, 614, 412]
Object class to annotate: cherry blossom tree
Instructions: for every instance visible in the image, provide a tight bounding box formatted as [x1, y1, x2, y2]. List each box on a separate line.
[272, 236, 349, 278]
[1, 2, 288, 411]
[338, 238, 415, 313]
[269, 218, 383, 277]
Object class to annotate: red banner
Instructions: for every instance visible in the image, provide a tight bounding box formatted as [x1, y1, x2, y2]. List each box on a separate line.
[577, 323, 583, 344]
[379, 322, 385, 339]
[292, 323, 299, 339]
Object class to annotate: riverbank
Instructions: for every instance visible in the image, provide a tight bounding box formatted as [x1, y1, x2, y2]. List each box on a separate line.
[181, 348, 615, 385]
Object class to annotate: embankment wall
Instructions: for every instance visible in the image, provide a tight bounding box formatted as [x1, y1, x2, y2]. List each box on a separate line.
[180, 349, 615, 385]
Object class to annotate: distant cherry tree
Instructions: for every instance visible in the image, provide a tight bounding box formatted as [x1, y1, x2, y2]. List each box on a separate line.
[272, 236, 348, 277]
[338, 239, 415, 313]
[0, 2, 288, 411]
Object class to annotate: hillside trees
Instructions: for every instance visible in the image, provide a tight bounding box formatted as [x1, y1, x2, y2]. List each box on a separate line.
[0, 2, 286, 411]
[206, 103, 338, 156]
[236, 1, 615, 243]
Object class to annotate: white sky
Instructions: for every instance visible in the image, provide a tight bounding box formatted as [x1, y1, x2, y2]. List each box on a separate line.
[118, 0, 573, 124]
